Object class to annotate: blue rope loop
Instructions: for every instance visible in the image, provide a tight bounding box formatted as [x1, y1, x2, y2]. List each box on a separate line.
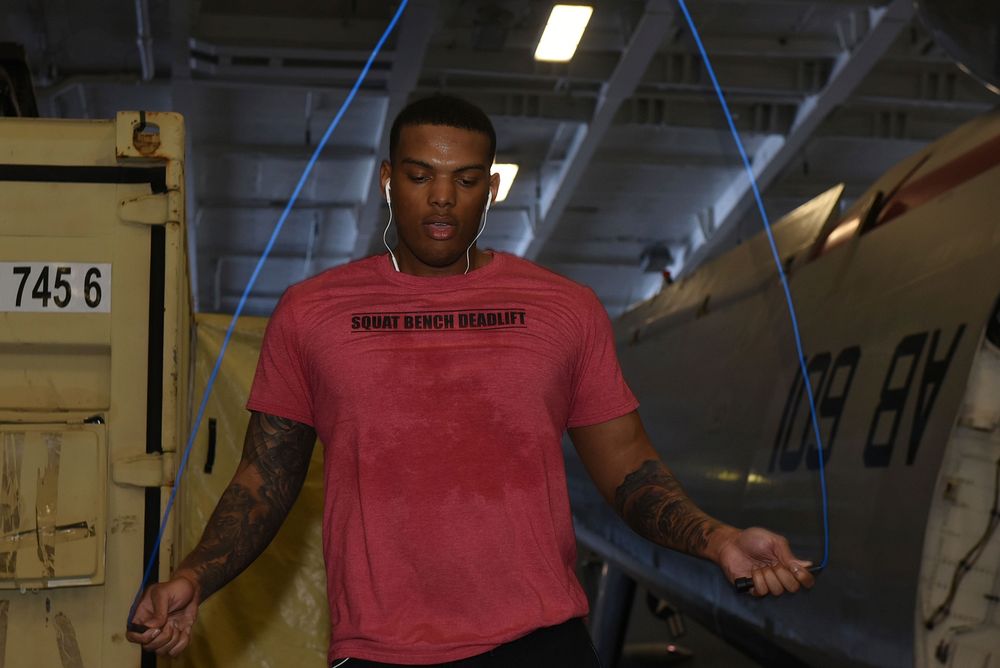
[127, 0, 411, 626]
[675, 0, 830, 570]
[128, 0, 828, 630]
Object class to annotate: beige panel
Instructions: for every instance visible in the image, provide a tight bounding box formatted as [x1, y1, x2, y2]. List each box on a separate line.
[0, 118, 117, 166]
[0, 182, 124, 238]
[0, 425, 106, 587]
[0, 111, 189, 668]
[0, 347, 110, 411]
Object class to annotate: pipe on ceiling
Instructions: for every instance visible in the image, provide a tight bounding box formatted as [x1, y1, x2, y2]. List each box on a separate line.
[134, 0, 154, 81]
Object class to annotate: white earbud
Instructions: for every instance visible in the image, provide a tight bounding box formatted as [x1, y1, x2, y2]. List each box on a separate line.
[383, 182, 400, 272]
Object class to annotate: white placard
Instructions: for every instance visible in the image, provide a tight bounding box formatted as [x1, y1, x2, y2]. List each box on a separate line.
[0, 262, 112, 313]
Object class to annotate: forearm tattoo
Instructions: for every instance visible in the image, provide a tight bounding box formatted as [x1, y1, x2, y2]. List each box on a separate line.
[178, 412, 316, 600]
[613, 459, 721, 557]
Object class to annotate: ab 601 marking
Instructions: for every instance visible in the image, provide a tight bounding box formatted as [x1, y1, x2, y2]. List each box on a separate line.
[769, 325, 966, 472]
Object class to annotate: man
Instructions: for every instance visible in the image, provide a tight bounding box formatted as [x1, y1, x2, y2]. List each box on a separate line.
[127, 96, 813, 666]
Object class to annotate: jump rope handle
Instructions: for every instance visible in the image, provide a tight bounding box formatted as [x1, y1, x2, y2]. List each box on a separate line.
[734, 565, 823, 594]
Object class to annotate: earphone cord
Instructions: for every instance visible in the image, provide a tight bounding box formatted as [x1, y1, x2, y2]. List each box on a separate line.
[464, 199, 491, 274]
[383, 197, 400, 272]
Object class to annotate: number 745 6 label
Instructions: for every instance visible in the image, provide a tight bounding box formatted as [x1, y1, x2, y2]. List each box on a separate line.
[0, 262, 112, 313]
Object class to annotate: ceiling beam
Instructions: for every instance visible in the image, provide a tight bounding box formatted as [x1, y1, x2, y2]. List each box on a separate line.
[198, 199, 357, 212]
[197, 143, 374, 161]
[418, 39, 961, 94]
[195, 14, 393, 49]
[524, 0, 675, 260]
[188, 38, 397, 65]
[351, 0, 439, 259]
[680, 0, 915, 273]
[209, 252, 351, 264]
[189, 58, 392, 87]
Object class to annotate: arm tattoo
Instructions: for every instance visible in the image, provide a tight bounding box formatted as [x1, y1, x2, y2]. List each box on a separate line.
[178, 412, 316, 600]
[613, 459, 721, 557]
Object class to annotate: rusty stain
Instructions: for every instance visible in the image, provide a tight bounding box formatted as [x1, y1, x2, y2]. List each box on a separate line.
[110, 515, 138, 534]
[0, 600, 9, 668]
[34, 433, 61, 578]
[54, 612, 85, 668]
[0, 432, 23, 577]
[109, 516, 133, 535]
[110, 633, 124, 644]
[133, 125, 161, 155]
[696, 294, 711, 318]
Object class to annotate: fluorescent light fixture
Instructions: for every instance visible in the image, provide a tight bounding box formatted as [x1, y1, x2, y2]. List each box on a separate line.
[491, 163, 519, 202]
[534, 5, 593, 62]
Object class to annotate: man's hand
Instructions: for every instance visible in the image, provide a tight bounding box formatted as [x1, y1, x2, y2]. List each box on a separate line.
[125, 575, 200, 656]
[710, 526, 815, 596]
[571, 413, 816, 598]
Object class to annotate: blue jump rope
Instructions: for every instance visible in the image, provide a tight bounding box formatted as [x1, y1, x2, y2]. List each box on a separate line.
[675, 0, 829, 590]
[128, 0, 828, 630]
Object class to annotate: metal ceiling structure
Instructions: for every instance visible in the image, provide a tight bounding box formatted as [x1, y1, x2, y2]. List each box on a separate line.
[3, 0, 996, 316]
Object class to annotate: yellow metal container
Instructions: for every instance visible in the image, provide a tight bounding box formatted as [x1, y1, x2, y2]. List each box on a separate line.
[0, 111, 190, 666]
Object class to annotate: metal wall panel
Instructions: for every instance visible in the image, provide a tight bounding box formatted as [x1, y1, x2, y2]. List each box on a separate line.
[0, 111, 189, 667]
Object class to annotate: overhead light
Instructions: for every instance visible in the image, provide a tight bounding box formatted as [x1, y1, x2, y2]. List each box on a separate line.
[492, 163, 519, 202]
[534, 5, 593, 62]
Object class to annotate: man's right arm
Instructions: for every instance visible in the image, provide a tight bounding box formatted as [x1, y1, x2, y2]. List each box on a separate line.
[126, 410, 316, 656]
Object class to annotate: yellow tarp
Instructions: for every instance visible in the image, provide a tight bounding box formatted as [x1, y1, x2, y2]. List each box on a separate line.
[178, 312, 328, 667]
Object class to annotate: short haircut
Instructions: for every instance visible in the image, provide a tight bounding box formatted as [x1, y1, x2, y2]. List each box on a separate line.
[389, 95, 497, 164]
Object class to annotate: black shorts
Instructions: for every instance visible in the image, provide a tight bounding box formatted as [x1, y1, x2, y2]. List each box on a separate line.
[331, 618, 602, 667]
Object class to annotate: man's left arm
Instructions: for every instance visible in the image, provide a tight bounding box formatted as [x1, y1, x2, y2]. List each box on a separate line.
[569, 410, 815, 597]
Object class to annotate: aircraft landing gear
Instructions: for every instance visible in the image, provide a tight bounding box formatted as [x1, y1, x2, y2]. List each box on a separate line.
[589, 562, 636, 667]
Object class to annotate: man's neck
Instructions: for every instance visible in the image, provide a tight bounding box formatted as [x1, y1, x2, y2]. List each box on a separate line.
[396, 248, 492, 276]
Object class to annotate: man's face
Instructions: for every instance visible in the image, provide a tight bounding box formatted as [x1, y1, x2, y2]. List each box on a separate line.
[380, 124, 499, 276]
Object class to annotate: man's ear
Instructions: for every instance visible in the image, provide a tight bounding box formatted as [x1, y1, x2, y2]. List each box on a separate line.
[379, 160, 392, 197]
[489, 171, 501, 204]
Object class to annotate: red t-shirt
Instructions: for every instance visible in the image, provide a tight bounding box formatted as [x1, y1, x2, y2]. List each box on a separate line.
[247, 251, 638, 664]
